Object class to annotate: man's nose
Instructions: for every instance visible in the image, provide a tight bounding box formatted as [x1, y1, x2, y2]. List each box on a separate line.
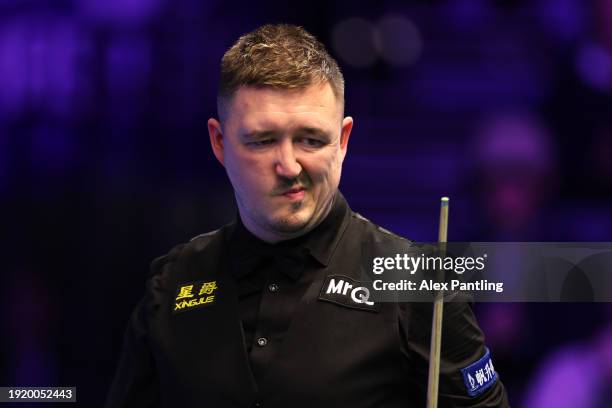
[275, 141, 302, 178]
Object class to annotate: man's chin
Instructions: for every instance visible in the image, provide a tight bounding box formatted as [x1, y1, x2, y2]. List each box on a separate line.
[268, 218, 310, 234]
[267, 211, 313, 234]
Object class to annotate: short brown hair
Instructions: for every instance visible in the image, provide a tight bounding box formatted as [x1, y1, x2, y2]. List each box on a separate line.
[218, 24, 344, 115]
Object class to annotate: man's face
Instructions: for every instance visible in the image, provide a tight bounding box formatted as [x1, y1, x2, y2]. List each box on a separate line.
[208, 82, 353, 242]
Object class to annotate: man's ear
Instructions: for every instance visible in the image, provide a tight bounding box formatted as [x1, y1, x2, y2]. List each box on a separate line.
[208, 118, 225, 166]
[339, 116, 353, 160]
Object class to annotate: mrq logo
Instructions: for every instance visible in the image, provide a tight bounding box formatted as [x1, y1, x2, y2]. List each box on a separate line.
[318, 275, 380, 312]
[327, 278, 374, 305]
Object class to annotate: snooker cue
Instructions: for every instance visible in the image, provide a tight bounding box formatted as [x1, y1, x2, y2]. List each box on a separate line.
[426, 197, 449, 408]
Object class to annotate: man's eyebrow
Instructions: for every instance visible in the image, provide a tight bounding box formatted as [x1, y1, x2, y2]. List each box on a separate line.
[242, 130, 279, 139]
[243, 128, 330, 139]
[294, 127, 330, 138]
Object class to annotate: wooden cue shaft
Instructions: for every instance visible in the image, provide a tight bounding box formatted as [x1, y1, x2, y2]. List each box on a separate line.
[426, 197, 449, 408]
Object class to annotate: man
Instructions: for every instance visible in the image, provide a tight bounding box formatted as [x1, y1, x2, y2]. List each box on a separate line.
[106, 24, 509, 407]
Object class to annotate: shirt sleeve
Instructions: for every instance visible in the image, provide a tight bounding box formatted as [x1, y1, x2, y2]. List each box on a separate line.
[104, 297, 161, 408]
[105, 247, 184, 408]
[399, 300, 510, 407]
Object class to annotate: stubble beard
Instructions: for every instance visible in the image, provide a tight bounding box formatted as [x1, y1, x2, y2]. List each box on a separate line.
[266, 199, 311, 233]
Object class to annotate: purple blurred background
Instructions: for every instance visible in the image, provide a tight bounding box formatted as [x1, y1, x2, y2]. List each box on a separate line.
[2, 0, 612, 406]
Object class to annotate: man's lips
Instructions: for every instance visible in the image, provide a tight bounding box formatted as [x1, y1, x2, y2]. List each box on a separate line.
[280, 187, 306, 200]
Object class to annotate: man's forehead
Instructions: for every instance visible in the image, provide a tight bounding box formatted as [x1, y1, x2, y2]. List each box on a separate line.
[236, 115, 334, 137]
[224, 83, 343, 130]
[232, 83, 338, 110]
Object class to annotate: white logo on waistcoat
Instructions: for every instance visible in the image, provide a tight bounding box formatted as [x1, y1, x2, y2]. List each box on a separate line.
[326, 278, 375, 306]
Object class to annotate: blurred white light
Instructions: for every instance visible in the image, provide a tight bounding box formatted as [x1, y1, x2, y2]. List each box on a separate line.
[331, 17, 377, 68]
[374, 14, 422, 67]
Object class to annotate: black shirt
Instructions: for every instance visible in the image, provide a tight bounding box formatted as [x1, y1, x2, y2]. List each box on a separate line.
[229, 192, 347, 380]
[106, 191, 510, 407]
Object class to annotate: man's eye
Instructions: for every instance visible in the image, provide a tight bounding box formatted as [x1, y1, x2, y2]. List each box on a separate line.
[248, 139, 274, 147]
[299, 138, 323, 147]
